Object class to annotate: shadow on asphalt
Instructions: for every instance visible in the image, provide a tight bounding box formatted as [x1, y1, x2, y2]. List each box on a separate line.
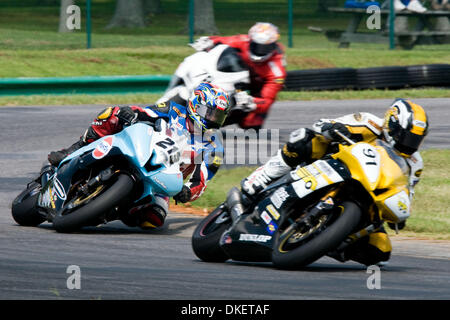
[34, 216, 199, 236]
[212, 259, 412, 273]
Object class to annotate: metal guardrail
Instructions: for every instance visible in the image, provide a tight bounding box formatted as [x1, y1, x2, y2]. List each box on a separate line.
[0, 75, 172, 96]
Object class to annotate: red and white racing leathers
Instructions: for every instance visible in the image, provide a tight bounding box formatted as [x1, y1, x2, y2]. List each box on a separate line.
[209, 34, 287, 129]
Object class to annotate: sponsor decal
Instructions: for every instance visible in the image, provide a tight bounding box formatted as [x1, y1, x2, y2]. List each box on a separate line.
[397, 200, 408, 214]
[266, 221, 278, 235]
[315, 160, 335, 179]
[295, 167, 318, 190]
[260, 211, 272, 225]
[266, 204, 280, 220]
[270, 187, 289, 209]
[53, 177, 67, 200]
[93, 136, 113, 159]
[223, 235, 232, 244]
[239, 234, 272, 243]
[212, 155, 223, 167]
[152, 176, 167, 189]
[173, 106, 186, 118]
[215, 96, 228, 110]
[413, 119, 426, 128]
[39, 187, 52, 208]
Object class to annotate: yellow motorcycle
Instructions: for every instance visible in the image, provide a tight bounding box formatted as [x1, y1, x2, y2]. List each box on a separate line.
[192, 132, 411, 269]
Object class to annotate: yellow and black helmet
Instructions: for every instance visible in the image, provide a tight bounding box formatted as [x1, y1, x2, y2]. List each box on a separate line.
[383, 99, 429, 156]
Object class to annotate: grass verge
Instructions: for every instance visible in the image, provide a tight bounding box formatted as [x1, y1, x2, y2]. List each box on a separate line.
[173, 149, 450, 240]
[1, 2, 450, 77]
[1, 87, 449, 107]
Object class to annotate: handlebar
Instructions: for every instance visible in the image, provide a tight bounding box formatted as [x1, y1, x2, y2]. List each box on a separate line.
[333, 129, 356, 145]
[126, 119, 163, 132]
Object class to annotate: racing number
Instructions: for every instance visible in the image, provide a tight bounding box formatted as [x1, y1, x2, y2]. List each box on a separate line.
[156, 137, 175, 149]
[363, 148, 377, 166]
[156, 137, 180, 164]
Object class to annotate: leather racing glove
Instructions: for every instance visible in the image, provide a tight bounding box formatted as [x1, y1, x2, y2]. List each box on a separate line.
[189, 36, 214, 52]
[322, 122, 351, 141]
[173, 185, 192, 204]
[233, 91, 257, 112]
[116, 106, 138, 126]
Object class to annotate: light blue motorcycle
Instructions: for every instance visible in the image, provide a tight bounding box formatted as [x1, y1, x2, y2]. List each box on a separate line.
[11, 120, 185, 233]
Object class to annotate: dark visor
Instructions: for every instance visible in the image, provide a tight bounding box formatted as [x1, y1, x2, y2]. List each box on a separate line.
[196, 103, 228, 128]
[395, 130, 426, 155]
[250, 41, 277, 57]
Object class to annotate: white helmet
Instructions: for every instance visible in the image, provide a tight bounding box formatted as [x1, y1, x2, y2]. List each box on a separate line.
[248, 22, 280, 63]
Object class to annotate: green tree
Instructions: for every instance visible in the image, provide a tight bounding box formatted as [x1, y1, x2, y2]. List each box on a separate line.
[106, 0, 146, 29]
[191, 0, 219, 34]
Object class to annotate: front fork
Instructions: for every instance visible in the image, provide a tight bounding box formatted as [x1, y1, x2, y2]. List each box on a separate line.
[39, 162, 55, 187]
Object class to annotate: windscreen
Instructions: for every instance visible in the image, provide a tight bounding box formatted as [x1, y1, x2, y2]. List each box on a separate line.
[217, 47, 248, 73]
[376, 140, 409, 176]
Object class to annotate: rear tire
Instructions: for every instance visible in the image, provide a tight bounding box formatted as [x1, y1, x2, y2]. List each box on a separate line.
[272, 201, 362, 269]
[11, 182, 45, 227]
[191, 204, 231, 262]
[53, 174, 134, 233]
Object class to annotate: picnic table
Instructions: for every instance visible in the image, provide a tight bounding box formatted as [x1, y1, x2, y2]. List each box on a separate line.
[320, 7, 450, 49]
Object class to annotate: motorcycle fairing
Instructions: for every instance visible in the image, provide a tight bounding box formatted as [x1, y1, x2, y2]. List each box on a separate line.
[157, 44, 250, 104]
[38, 123, 183, 213]
[219, 210, 275, 262]
[333, 141, 410, 223]
[290, 159, 346, 200]
[218, 158, 351, 262]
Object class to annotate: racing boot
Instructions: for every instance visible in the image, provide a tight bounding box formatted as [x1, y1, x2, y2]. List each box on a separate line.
[139, 205, 167, 229]
[138, 195, 169, 229]
[226, 187, 245, 224]
[48, 138, 87, 167]
[47, 128, 99, 167]
[328, 230, 392, 266]
[241, 150, 291, 196]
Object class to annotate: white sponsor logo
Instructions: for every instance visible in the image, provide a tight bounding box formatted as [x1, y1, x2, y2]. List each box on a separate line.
[39, 187, 52, 207]
[53, 178, 67, 200]
[270, 187, 289, 209]
[413, 119, 426, 128]
[239, 234, 272, 243]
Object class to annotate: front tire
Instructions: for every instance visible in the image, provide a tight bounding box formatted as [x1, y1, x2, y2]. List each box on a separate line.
[53, 174, 134, 233]
[272, 201, 362, 269]
[191, 204, 231, 262]
[11, 182, 45, 227]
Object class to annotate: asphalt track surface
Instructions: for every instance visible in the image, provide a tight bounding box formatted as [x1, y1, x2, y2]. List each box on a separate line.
[0, 99, 449, 300]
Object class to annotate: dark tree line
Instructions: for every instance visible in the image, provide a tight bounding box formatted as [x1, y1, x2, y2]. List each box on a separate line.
[57, 0, 217, 34]
[57, 0, 341, 33]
